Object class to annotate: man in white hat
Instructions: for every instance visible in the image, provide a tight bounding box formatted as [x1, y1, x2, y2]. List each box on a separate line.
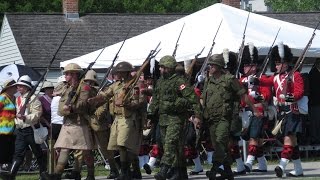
[2, 75, 46, 180]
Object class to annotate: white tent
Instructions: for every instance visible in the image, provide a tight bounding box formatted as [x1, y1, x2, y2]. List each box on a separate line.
[61, 3, 320, 69]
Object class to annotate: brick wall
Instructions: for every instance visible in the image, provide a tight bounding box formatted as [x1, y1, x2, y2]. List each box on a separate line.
[221, 0, 240, 8]
[63, 0, 79, 14]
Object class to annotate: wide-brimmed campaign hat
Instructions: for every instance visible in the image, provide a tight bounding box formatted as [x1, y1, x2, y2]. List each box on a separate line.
[1, 78, 16, 94]
[40, 81, 54, 92]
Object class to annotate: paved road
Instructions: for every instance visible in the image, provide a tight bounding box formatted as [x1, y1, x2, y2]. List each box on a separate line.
[92, 161, 320, 179]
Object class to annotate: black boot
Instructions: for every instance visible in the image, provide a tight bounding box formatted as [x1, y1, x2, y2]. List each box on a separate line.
[217, 164, 234, 180]
[62, 171, 81, 180]
[154, 164, 170, 180]
[117, 162, 131, 180]
[40, 172, 62, 180]
[107, 168, 119, 179]
[206, 162, 221, 180]
[169, 167, 188, 180]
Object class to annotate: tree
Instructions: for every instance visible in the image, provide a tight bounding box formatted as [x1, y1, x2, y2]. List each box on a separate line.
[265, 0, 320, 12]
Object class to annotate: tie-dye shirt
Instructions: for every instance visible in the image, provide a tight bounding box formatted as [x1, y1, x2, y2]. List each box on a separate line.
[0, 93, 16, 135]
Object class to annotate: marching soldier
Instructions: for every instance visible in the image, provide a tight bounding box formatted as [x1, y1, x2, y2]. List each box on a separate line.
[149, 55, 201, 180]
[237, 43, 272, 173]
[84, 69, 119, 179]
[43, 63, 96, 180]
[88, 61, 146, 180]
[202, 54, 261, 180]
[259, 42, 304, 177]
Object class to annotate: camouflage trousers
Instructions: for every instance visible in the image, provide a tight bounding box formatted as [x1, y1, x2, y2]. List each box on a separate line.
[159, 122, 185, 167]
[208, 120, 232, 165]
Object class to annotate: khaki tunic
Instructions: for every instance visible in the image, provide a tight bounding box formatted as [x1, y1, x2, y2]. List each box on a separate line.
[54, 81, 96, 150]
[100, 80, 146, 154]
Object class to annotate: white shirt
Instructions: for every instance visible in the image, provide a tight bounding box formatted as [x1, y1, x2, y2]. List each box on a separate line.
[51, 96, 63, 125]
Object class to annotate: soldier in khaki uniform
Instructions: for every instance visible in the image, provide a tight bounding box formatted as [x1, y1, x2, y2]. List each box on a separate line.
[84, 70, 119, 179]
[89, 62, 146, 180]
[43, 63, 96, 180]
[202, 54, 261, 180]
[149, 55, 201, 180]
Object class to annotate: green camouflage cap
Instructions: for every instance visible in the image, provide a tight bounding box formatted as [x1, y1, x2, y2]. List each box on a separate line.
[159, 55, 177, 68]
[208, 54, 225, 67]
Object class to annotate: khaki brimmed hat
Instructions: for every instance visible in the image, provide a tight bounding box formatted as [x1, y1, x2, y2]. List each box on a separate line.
[1, 78, 16, 93]
[40, 81, 54, 92]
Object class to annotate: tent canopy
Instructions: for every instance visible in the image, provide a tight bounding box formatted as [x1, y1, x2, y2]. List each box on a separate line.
[61, 3, 320, 69]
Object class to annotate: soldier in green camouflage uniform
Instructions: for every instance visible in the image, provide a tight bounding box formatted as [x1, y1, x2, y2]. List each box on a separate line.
[149, 55, 201, 180]
[202, 54, 259, 180]
[202, 54, 262, 180]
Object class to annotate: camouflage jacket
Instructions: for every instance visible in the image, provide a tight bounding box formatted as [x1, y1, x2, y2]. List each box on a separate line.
[202, 73, 246, 122]
[149, 73, 201, 126]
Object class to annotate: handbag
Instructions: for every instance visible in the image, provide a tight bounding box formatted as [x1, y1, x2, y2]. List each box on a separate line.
[32, 123, 48, 144]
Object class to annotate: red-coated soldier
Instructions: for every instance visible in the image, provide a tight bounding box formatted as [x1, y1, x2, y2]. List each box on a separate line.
[236, 43, 272, 174]
[259, 42, 304, 177]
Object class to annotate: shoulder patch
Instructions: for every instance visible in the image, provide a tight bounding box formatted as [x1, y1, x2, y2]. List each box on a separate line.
[83, 85, 91, 91]
[179, 84, 186, 91]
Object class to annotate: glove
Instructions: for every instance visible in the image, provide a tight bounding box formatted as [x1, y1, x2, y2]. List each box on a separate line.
[197, 74, 205, 83]
[248, 75, 259, 86]
[285, 94, 295, 102]
[249, 91, 259, 98]
[249, 91, 264, 101]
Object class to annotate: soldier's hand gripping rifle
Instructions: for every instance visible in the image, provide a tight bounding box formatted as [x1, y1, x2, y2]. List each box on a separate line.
[235, 12, 250, 79]
[195, 19, 223, 88]
[98, 28, 132, 93]
[172, 23, 185, 57]
[281, 20, 320, 100]
[116, 42, 161, 106]
[18, 28, 71, 116]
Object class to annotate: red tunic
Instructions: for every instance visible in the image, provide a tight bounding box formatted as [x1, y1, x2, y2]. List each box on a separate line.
[260, 72, 304, 111]
[239, 75, 272, 113]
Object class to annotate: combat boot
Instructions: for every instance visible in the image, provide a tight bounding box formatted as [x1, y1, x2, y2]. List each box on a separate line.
[107, 168, 119, 179]
[217, 164, 234, 180]
[206, 162, 221, 180]
[41, 173, 62, 180]
[117, 162, 131, 180]
[169, 167, 188, 180]
[154, 164, 170, 180]
[62, 171, 81, 180]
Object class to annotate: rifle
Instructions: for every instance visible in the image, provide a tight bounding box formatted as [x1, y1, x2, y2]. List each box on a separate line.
[172, 23, 185, 57]
[235, 12, 250, 79]
[185, 47, 205, 80]
[18, 28, 71, 116]
[256, 27, 281, 78]
[195, 19, 223, 87]
[117, 42, 161, 105]
[282, 20, 320, 97]
[98, 28, 132, 93]
[66, 28, 132, 106]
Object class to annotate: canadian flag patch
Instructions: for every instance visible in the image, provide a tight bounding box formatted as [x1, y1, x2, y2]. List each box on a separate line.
[179, 84, 186, 91]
